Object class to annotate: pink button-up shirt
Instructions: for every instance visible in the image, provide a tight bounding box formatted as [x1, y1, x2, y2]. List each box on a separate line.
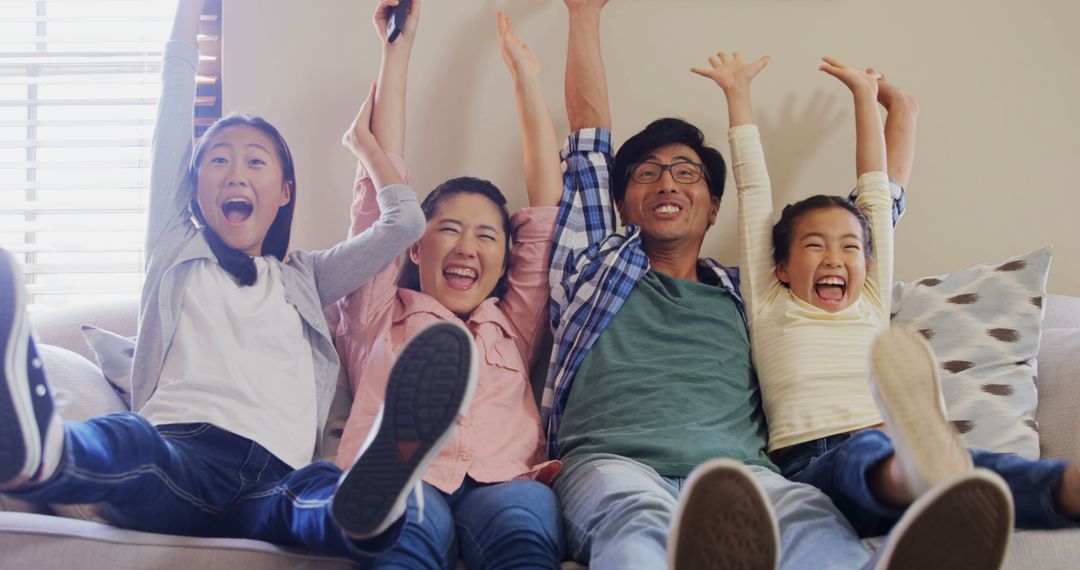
[334, 158, 559, 493]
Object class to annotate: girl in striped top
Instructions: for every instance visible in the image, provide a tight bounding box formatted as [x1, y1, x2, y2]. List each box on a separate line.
[693, 51, 1080, 541]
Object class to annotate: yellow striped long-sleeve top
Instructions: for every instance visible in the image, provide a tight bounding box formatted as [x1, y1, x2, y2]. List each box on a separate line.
[729, 124, 894, 452]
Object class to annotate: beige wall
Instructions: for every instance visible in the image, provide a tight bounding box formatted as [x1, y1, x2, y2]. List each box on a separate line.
[223, 0, 1080, 295]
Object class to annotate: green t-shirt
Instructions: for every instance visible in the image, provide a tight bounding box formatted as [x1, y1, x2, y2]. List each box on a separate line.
[558, 269, 776, 477]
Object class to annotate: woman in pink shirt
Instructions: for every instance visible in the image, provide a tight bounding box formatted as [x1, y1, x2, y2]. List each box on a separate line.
[334, 2, 563, 568]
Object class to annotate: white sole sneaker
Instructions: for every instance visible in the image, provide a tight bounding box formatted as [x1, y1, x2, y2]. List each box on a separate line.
[668, 458, 779, 570]
[870, 326, 972, 496]
[331, 321, 478, 540]
[0, 249, 61, 490]
[872, 469, 1013, 570]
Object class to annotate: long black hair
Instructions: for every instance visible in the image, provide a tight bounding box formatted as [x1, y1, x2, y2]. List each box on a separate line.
[188, 113, 297, 286]
[398, 176, 512, 299]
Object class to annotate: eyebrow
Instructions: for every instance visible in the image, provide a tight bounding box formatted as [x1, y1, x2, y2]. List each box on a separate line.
[437, 218, 502, 234]
[800, 231, 862, 241]
[208, 142, 273, 154]
[642, 154, 699, 163]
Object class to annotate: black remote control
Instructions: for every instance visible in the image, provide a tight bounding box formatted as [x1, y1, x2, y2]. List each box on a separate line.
[386, 0, 412, 44]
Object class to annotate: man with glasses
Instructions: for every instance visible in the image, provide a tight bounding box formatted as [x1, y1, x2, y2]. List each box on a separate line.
[543, 1, 912, 568]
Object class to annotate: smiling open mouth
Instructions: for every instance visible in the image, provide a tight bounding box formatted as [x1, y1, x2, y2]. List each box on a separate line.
[653, 204, 682, 215]
[814, 276, 846, 303]
[221, 198, 254, 224]
[443, 266, 478, 290]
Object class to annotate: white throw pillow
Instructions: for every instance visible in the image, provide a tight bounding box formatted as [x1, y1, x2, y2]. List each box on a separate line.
[891, 247, 1051, 459]
[79, 325, 134, 409]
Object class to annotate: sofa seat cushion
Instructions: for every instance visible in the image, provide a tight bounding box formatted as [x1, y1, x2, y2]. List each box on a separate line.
[0, 512, 353, 569]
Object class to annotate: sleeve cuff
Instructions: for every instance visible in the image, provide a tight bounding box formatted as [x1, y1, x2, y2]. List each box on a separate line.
[355, 152, 410, 186]
[561, 128, 613, 161]
[510, 207, 559, 243]
[375, 184, 419, 210]
[163, 40, 199, 68]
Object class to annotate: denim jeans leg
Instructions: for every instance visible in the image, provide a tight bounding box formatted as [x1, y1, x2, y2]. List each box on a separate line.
[228, 460, 442, 566]
[5, 413, 235, 535]
[784, 430, 907, 537]
[453, 479, 563, 569]
[749, 466, 871, 570]
[972, 450, 1079, 529]
[554, 454, 677, 570]
[368, 481, 456, 569]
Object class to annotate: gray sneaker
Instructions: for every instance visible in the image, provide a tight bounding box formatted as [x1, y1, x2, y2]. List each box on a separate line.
[870, 326, 972, 496]
[668, 458, 779, 570]
[869, 469, 1013, 570]
[330, 321, 477, 540]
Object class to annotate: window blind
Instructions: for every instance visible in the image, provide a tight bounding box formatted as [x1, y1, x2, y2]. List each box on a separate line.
[0, 0, 222, 311]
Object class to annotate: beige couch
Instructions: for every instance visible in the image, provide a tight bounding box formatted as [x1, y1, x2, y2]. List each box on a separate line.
[2, 296, 1078, 568]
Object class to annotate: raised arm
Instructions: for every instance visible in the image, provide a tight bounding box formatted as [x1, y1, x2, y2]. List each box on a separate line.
[343, 84, 405, 193]
[819, 57, 886, 178]
[370, 0, 419, 156]
[145, 0, 204, 256]
[564, 0, 611, 131]
[875, 73, 919, 190]
[498, 12, 561, 208]
[821, 58, 893, 309]
[692, 52, 775, 318]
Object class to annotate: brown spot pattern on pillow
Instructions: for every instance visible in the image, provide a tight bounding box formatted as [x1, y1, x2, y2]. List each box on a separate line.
[943, 361, 976, 373]
[988, 328, 1020, 342]
[996, 260, 1027, 272]
[951, 420, 975, 434]
[981, 384, 1014, 396]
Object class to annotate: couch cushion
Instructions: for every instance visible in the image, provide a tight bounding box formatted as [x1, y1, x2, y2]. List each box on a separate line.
[1044, 294, 1080, 329]
[0, 511, 353, 569]
[891, 247, 1051, 459]
[1034, 328, 1080, 461]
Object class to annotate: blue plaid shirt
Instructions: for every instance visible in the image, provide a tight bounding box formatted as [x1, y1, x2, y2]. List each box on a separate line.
[542, 127, 906, 460]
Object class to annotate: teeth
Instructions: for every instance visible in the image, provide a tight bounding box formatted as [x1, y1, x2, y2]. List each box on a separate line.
[655, 205, 681, 214]
[816, 277, 845, 286]
[224, 198, 251, 206]
[445, 267, 477, 279]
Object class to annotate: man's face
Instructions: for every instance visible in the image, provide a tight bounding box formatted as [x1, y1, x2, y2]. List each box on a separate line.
[618, 143, 719, 249]
[776, 207, 868, 313]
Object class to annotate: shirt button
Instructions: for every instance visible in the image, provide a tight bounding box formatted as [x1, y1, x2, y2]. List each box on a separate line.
[459, 452, 471, 462]
[458, 418, 471, 428]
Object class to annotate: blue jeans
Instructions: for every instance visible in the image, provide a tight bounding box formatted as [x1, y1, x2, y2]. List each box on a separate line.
[6, 413, 400, 561]
[555, 453, 872, 570]
[776, 429, 1079, 537]
[371, 477, 563, 569]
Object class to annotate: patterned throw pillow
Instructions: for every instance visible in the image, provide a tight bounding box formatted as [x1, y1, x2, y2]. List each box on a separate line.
[890, 247, 1052, 459]
[80, 325, 134, 409]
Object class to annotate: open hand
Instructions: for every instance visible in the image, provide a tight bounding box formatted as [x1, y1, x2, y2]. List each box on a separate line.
[497, 12, 540, 79]
[372, 0, 420, 46]
[691, 51, 770, 92]
[819, 56, 880, 98]
[342, 83, 381, 158]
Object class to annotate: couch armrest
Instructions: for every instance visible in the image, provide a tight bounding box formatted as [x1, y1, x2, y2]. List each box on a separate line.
[1035, 329, 1080, 461]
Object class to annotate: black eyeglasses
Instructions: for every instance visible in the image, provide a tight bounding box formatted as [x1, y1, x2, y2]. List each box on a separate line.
[627, 161, 707, 185]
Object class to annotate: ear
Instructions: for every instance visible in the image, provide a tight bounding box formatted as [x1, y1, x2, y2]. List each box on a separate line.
[775, 262, 790, 285]
[707, 196, 720, 226]
[408, 242, 421, 265]
[278, 181, 293, 207]
[616, 200, 628, 227]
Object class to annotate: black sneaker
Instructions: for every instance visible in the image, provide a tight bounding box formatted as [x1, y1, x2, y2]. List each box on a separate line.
[331, 321, 477, 539]
[0, 248, 62, 490]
